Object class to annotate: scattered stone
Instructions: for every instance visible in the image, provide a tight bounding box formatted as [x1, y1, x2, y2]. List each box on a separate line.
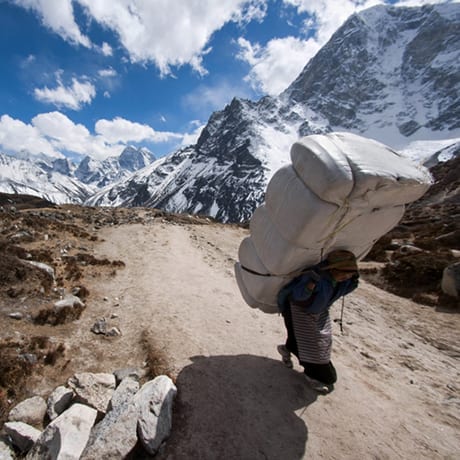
[47, 386, 74, 421]
[8, 396, 47, 427]
[54, 294, 85, 310]
[8, 312, 23, 320]
[90, 318, 107, 335]
[21, 260, 55, 280]
[113, 368, 145, 386]
[20, 353, 38, 365]
[135, 375, 177, 455]
[3, 422, 41, 453]
[441, 262, 460, 298]
[106, 327, 121, 337]
[68, 373, 116, 415]
[26, 403, 97, 460]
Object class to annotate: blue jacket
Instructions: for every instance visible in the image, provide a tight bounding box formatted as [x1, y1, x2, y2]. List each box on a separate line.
[279, 270, 358, 314]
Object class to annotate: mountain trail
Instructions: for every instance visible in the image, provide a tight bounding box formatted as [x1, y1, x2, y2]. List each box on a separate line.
[40, 219, 459, 459]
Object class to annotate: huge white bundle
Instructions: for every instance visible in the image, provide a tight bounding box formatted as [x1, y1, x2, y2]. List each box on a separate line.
[235, 132, 432, 313]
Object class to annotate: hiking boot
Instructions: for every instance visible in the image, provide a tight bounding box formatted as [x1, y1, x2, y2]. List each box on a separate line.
[304, 375, 332, 394]
[277, 344, 293, 368]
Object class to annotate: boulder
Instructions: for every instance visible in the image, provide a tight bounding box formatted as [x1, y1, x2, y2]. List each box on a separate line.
[54, 295, 84, 310]
[68, 373, 115, 414]
[109, 377, 139, 411]
[135, 375, 177, 455]
[3, 422, 41, 453]
[80, 397, 139, 459]
[441, 262, 460, 298]
[47, 386, 74, 421]
[26, 403, 97, 460]
[8, 396, 47, 427]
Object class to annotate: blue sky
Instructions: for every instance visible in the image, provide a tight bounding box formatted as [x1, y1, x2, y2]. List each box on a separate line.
[0, 0, 450, 161]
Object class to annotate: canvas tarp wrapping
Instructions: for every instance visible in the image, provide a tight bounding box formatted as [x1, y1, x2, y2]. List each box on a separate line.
[235, 132, 432, 314]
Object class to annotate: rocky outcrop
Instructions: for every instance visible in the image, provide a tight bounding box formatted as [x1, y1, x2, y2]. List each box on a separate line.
[2, 371, 177, 459]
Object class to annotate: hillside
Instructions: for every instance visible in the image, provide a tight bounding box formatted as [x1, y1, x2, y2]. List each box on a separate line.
[0, 193, 458, 458]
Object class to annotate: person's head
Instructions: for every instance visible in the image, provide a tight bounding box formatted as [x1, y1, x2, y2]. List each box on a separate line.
[322, 250, 358, 282]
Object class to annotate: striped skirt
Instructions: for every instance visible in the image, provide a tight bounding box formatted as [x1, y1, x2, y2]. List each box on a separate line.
[290, 303, 332, 364]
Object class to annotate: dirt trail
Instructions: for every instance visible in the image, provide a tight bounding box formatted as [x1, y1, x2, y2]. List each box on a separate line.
[64, 220, 459, 459]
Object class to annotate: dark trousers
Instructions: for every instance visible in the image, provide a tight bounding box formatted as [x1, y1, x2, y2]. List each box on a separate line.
[282, 304, 337, 385]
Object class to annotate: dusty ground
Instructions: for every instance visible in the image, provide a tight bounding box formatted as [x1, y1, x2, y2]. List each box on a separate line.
[1, 205, 459, 459]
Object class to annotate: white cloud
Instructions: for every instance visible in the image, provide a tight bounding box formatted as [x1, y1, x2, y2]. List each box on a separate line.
[72, 0, 268, 75]
[12, 0, 91, 47]
[237, 36, 320, 95]
[101, 42, 113, 56]
[34, 75, 96, 110]
[0, 112, 183, 160]
[181, 121, 206, 146]
[0, 114, 61, 158]
[95, 117, 181, 144]
[98, 68, 117, 78]
[183, 81, 252, 115]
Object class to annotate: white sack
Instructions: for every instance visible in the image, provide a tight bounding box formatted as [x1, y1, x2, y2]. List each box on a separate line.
[234, 263, 286, 314]
[291, 132, 432, 207]
[250, 205, 323, 275]
[235, 132, 432, 313]
[265, 165, 340, 246]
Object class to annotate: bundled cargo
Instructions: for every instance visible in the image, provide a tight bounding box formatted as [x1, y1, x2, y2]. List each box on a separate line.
[235, 132, 432, 313]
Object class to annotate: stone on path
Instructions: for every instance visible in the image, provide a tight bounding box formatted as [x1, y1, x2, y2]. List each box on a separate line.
[26, 403, 97, 460]
[135, 375, 177, 455]
[47, 386, 74, 421]
[3, 422, 41, 453]
[68, 373, 115, 414]
[8, 396, 47, 427]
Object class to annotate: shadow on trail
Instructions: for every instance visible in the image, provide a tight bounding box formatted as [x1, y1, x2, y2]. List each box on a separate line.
[158, 354, 317, 460]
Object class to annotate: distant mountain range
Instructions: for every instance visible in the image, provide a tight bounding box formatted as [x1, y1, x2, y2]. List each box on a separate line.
[1, 3, 459, 222]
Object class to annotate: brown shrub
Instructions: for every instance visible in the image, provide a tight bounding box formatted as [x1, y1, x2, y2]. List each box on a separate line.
[33, 304, 86, 326]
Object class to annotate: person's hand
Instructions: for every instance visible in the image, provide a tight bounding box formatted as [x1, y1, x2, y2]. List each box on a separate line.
[306, 281, 316, 291]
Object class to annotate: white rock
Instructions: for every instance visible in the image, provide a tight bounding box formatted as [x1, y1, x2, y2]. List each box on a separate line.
[135, 375, 177, 455]
[54, 295, 84, 310]
[68, 373, 116, 414]
[3, 421, 41, 453]
[8, 396, 47, 427]
[47, 386, 74, 421]
[21, 260, 55, 280]
[26, 403, 97, 460]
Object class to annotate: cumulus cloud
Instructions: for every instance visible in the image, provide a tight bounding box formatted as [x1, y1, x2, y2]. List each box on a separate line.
[237, 36, 320, 95]
[11, 0, 91, 47]
[34, 74, 96, 110]
[13, 0, 269, 75]
[0, 112, 183, 160]
[95, 117, 181, 144]
[0, 114, 61, 157]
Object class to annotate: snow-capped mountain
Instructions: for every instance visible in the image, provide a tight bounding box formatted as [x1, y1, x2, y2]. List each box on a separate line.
[88, 3, 460, 222]
[0, 146, 156, 204]
[0, 153, 90, 204]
